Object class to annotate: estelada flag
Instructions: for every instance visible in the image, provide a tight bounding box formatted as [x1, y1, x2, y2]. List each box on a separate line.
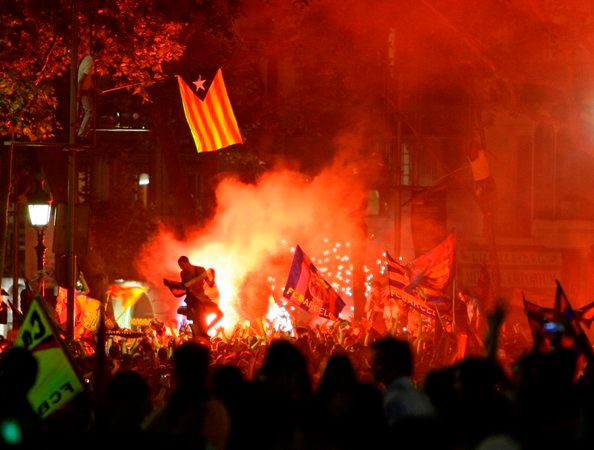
[176, 67, 243, 152]
[283, 245, 345, 321]
[14, 297, 85, 418]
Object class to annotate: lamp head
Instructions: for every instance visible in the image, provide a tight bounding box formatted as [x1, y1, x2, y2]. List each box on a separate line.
[27, 187, 52, 227]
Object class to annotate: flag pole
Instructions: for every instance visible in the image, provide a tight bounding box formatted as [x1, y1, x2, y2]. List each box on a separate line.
[66, 0, 79, 340]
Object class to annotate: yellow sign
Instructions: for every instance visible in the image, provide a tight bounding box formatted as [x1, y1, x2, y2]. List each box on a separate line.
[14, 297, 85, 418]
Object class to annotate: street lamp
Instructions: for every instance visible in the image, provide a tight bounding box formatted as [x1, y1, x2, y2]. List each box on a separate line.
[27, 187, 52, 298]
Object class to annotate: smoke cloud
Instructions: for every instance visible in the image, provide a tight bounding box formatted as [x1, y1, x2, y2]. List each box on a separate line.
[137, 135, 379, 326]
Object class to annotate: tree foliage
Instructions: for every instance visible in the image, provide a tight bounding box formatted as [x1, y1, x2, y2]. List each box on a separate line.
[0, 0, 185, 141]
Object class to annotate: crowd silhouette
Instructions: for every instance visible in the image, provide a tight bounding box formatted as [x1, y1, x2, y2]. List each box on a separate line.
[1, 306, 594, 450]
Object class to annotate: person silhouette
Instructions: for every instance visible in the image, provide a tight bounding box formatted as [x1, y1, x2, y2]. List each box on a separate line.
[164, 256, 223, 339]
[144, 342, 230, 450]
[77, 42, 105, 142]
[0, 347, 43, 448]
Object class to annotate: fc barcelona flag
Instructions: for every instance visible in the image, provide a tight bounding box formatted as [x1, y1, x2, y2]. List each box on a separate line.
[283, 245, 346, 321]
[176, 68, 243, 152]
[386, 252, 450, 320]
[386, 252, 408, 291]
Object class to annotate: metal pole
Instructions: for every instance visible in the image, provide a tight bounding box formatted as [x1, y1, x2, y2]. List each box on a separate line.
[34, 227, 46, 298]
[66, 0, 78, 340]
[389, 28, 402, 258]
[477, 123, 501, 301]
[0, 137, 15, 318]
[11, 205, 19, 312]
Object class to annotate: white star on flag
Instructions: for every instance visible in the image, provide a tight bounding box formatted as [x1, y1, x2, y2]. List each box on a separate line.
[176, 68, 243, 152]
[193, 75, 206, 92]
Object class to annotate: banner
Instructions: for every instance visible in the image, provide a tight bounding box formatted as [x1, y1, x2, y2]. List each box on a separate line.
[389, 282, 451, 322]
[14, 297, 85, 418]
[283, 245, 345, 321]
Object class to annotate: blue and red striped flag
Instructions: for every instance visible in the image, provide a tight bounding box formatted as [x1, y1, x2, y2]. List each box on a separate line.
[386, 252, 450, 320]
[283, 245, 345, 321]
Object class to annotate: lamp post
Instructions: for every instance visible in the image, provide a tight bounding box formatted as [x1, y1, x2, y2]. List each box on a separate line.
[27, 188, 52, 298]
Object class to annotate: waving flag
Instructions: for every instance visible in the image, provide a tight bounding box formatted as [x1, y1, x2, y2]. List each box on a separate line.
[407, 232, 455, 292]
[526, 281, 594, 358]
[283, 245, 345, 321]
[522, 294, 554, 339]
[385, 232, 455, 309]
[386, 252, 409, 291]
[553, 281, 593, 352]
[107, 284, 146, 310]
[386, 252, 451, 321]
[14, 297, 85, 418]
[522, 290, 594, 329]
[177, 68, 243, 152]
[578, 301, 594, 328]
[554, 281, 576, 323]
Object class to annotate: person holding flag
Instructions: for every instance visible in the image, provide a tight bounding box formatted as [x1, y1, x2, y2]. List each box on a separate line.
[164, 256, 223, 339]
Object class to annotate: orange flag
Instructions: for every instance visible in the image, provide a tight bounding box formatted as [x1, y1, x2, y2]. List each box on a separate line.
[107, 284, 146, 310]
[177, 68, 243, 152]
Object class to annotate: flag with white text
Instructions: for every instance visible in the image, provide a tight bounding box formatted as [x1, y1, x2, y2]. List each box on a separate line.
[386, 252, 450, 321]
[283, 245, 345, 321]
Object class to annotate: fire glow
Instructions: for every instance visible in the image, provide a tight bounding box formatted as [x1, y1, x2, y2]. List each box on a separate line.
[136, 161, 371, 331]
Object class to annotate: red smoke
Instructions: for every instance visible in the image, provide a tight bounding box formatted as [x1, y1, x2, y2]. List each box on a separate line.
[137, 152, 371, 328]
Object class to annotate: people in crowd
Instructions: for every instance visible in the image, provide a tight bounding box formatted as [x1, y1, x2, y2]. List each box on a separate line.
[1, 298, 594, 450]
[0, 347, 42, 449]
[311, 352, 388, 450]
[143, 341, 230, 450]
[370, 337, 435, 430]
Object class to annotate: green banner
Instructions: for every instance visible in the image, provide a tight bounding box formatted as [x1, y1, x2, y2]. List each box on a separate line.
[14, 297, 85, 418]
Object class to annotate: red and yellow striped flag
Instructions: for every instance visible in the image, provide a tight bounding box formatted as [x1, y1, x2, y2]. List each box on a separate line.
[177, 68, 243, 152]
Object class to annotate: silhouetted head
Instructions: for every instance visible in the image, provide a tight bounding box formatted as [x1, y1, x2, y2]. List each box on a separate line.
[177, 256, 191, 271]
[258, 339, 312, 399]
[173, 341, 210, 389]
[0, 347, 38, 396]
[107, 370, 150, 403]
[318, 353, 358, 395]
[212, 364, 245, 405]
[371, 337, 413, 384]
